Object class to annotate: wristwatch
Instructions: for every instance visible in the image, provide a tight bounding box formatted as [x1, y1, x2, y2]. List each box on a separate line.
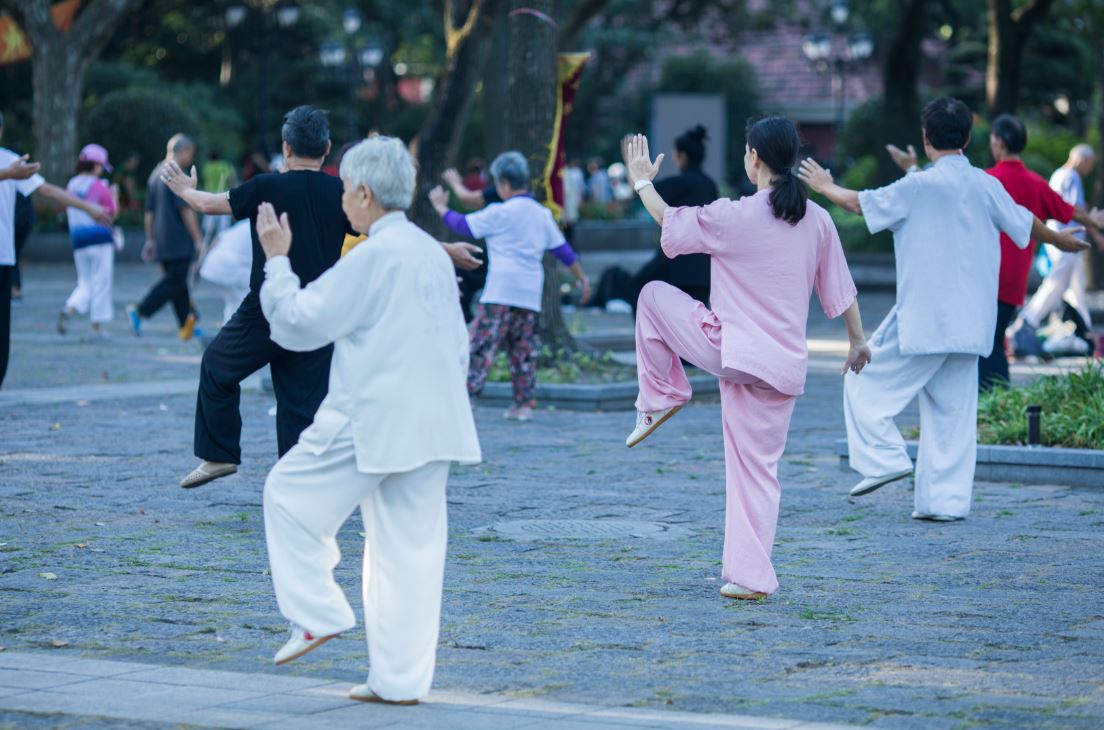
[634, 179, 654, 193]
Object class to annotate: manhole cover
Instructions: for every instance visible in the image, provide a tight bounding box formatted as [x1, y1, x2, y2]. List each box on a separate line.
[473, 520, 689, 540]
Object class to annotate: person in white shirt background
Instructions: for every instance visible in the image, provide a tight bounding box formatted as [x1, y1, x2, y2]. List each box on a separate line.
[0, 110, 111, 388]
[1013, 143, 1104, 355]
[430, 151, 591, 421]
[800, 97, 1089, 522]
[198, 217, 252, 324]
[256, 135, 481, 705]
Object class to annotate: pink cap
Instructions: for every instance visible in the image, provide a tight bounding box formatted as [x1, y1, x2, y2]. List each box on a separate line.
[79, 143, 112, 172]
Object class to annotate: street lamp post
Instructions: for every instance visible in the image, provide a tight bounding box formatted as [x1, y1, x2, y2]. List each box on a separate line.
[801, 0, 874, 150]
[226, 4, 300, 155]
[320, 9, 387, 143]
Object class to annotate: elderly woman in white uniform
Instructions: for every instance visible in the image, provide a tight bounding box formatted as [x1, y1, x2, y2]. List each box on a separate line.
[801, 97, 1088, 522]
[256, 136, 481, 705]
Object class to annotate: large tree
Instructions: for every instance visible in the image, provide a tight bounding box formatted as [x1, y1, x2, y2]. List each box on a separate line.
[504, 0, 568, 352]
[985, 0, 1055, 116]
[2, 0, 144, 182]
[877, 0, 928, 184]
[410, 0, 501, 233]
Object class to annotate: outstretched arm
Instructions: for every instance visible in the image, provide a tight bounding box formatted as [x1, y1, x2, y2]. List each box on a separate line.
[0, 155, 40, 181]
[621, 134, 668, 224]
[441, 168, 486, 210]
[36, 184, 111, 226]
[1032, 218, 1090, 253]
[798, 158, 862, 215]
[160, 162, 232, 216]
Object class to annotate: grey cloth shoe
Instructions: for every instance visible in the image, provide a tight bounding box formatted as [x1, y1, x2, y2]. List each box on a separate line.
[179, 461, 238, 489]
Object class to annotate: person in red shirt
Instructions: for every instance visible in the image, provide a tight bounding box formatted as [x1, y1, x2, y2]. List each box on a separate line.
[982, 115, 1104, 390]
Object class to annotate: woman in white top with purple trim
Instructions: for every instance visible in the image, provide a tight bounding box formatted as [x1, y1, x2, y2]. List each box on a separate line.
[430, 151, 590, 421]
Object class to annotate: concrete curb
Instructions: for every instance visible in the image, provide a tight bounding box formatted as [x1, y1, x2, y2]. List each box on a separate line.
[834, 438, 1104, 489]
[479, 375, 720, 411]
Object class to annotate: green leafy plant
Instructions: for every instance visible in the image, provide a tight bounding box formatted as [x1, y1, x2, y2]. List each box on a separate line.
[978, 364, 1104, 449]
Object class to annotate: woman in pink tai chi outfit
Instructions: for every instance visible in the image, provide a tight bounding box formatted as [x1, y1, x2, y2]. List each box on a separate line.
[621, 118, 872, 600]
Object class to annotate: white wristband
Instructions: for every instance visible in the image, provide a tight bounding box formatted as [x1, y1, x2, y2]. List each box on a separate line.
[634, 179, 654, 193]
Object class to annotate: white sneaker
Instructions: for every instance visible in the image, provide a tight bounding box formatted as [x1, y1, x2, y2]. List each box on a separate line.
[911, 511, 964, 522]
[720, 583, 767, 600]
[504, 405, 534, 421]
[849, 468, 913, 497]
[348, 683, 419, 705]
[625, 406, 682, 448]
[273, 624, 337, 665]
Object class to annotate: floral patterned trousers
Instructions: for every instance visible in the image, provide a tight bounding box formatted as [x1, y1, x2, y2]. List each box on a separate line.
[467, 304, 540, 406]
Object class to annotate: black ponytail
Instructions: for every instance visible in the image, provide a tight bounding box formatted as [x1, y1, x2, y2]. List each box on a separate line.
[746, 116, 807, 225]
[674, 125, 708, 167]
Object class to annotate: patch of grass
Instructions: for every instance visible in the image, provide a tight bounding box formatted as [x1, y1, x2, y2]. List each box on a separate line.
[995, 510, 1014, 518]
[978, 363, 1104, 449]
[825, 527, 854, 536]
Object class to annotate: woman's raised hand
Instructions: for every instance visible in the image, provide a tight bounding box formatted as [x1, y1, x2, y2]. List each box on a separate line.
[620, 134, 664, 186]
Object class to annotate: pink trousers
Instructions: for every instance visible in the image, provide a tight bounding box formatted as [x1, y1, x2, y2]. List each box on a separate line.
[635, 282, 796, 594]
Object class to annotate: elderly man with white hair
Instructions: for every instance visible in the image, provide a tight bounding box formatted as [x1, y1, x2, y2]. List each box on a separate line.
[255, 135, 481, 705]
[1013, 143, 1104, 354]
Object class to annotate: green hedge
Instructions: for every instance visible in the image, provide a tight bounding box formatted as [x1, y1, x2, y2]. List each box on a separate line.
[978, 364, 1104, 450]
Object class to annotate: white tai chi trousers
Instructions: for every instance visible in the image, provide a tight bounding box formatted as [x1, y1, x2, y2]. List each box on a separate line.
[1021, 245, 1091, 330]
[263, 425, 450, 702]
[65, 244, 114, 324]
[843, 307, 978, 518]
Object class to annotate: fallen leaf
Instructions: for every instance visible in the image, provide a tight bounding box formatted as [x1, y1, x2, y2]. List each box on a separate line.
[39, 572, 58, 580]
[50, 640, 68, 648]
[215, 636, 226, 643]
[666, 699, 673, 705]
[50, 423, 61, 431]
[75, 544, 88, 549]
[94, 522, 105, 527]
[138, 508, 146, 515]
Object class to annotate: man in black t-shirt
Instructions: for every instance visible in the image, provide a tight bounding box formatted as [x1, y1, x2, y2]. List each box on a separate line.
[162, 106, 353, 489]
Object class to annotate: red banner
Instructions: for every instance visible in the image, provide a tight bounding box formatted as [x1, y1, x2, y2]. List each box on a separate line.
[542, 52, 590, 222]
[0, 0, 82, 65]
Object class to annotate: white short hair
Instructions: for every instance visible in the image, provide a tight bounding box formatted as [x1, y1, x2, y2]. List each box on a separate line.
[339, 136, 416, 211]
[1071, 143, 1095, 162]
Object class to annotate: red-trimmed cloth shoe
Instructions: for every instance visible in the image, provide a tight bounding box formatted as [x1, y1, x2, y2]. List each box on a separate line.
[625, 406, 682, 448]
[273, 624, 338, 665]
[348, 684, 419, 705]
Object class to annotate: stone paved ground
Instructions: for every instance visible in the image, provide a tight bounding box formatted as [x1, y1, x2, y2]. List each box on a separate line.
[2, 264, 1103, 729]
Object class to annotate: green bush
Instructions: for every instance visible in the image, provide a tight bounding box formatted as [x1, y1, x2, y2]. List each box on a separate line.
[83, 88, 203, 184]
[978, 364, 1104, 449]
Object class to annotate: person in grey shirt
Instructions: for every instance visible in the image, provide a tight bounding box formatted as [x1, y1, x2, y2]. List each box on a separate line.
[127, 134, 204, 340]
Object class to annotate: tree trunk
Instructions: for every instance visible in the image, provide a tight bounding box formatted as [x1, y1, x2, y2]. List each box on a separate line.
[410, 0, 501, 234]
[878, 0, 927, 185]
[5, 0, 144, 183]
[482, 13, 509, 157]
[985, 0, 1055, 118]
[499, 0, 572, 355]
[28, 37, 87, 183]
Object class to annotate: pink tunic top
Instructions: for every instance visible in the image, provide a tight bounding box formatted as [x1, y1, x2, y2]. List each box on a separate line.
[661, 190, 857, 396]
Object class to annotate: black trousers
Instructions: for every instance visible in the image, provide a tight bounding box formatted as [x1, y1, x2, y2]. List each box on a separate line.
[138, 258, 192, 327]
[979, 301, 1017, 392]
[194, 298, 333, 464]
[0, 266, 11, 389]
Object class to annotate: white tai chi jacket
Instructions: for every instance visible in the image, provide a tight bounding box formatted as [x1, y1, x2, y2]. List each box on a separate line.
[260, 211, 482, 474]
[858, 153, 1034, 357]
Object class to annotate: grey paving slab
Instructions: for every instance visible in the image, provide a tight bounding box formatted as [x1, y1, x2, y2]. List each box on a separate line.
[166, 707, 287, 729]
[0, 668, 90, 690]
[134, 664, 332, 693]
[218, 690, 359, 714]
[3, 265, 1104, 730]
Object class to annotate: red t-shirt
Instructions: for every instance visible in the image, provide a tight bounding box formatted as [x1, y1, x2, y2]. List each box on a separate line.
[986, 160, 1075, 306]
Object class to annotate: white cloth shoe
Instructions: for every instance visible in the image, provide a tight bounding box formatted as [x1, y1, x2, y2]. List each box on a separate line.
[849, 468, 913, 497]
[625, 406, 682, 448]
[720, 583, 767, 600]
[911, 511, 965, 522]
[273, 624, 337, 665]
[348, 683, 419, 705]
